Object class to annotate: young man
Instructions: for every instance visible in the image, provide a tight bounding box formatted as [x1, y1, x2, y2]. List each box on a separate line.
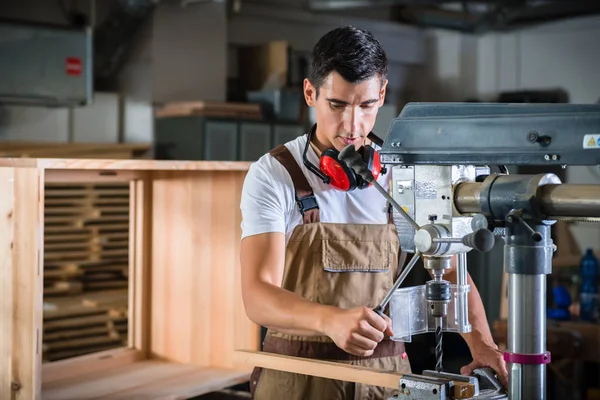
[240, 26, 507, 400]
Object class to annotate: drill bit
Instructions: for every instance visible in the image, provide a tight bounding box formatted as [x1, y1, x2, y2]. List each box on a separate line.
[435, 318, 443, 373]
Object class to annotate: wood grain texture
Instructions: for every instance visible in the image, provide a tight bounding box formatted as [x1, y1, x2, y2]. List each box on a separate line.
[233, 350, 405, 389]
[42, 348, 144, 384]
[129, 177, 152, 355]
[2, 162, 260, 398]
[150, 170, 260, 369]
[0, 168, 15, 400]
[12, 168, 44, 400]
[42, 359, 250, 400]
[0, 159, 252, 171]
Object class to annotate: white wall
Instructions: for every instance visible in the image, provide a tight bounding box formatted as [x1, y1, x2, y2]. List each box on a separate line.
[410, 14, 600, 105]
[402, 30, 478, 103]
[477, 15, 600, 103]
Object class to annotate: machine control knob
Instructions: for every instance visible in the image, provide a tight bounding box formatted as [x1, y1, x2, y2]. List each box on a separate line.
[461, 229, 496, 252]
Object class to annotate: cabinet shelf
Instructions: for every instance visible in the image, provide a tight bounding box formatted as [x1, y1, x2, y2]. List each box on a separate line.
[43, 359, 251, 400]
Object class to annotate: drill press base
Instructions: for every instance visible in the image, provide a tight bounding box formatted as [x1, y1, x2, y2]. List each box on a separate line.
[388, 368, 507, 400]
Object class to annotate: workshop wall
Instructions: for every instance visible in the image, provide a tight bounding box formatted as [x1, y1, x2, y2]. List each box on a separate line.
[477, 15, 600, 253]
[404, 14, 600, 106]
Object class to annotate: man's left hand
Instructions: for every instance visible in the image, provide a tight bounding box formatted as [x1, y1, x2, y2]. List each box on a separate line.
[460, 343, 509, 389]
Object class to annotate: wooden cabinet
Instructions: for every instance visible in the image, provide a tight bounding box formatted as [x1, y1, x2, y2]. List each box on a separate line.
[0, 158, 260, 400]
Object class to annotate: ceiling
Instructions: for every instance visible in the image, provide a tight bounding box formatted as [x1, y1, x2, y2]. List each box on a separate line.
[305, 0, 600, 33]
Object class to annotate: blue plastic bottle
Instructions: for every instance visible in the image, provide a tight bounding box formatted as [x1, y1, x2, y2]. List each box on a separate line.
[580, 248, 598, 322]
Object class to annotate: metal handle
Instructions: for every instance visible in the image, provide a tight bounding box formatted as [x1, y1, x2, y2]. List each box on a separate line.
[432, 228, 496, 252]
[373, 251, 422, 315]
[507, 209, 543, 242]
[339, 144, 421, 231]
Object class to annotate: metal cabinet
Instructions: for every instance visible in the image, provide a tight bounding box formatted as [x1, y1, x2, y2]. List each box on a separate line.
[273, 124, 304, 147]
[154, 117, 305, 161]
[204, 121, 238, 161]
[239, 122, 272, 161]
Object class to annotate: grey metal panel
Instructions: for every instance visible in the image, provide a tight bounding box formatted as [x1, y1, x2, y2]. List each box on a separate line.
[154, 117, 204, 160]
[273, 124, 304, 147]
[240, 122, 271, 161]
[204, 121, 239, 161]
[0, 20, 92, 107]
[381, 102, 600, 166]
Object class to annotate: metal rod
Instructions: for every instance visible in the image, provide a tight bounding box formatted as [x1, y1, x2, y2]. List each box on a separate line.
[539, 184, 600, 218]
[375, 251, 421, 311]
[454, 181, 600, 218]
[433, 237, 462, 243]
[456, 253, 471, 333]
[370, 179, 421, 231]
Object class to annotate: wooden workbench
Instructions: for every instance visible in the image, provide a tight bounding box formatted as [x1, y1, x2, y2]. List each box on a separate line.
[0, 158, 261, 400]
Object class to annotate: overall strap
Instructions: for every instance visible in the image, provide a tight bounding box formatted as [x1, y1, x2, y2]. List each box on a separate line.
[269, 145, 320, 224]
[387, 203, 408, 275]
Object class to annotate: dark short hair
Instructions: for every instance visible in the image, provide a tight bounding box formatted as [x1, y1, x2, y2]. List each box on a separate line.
[308, 26, 388, 96]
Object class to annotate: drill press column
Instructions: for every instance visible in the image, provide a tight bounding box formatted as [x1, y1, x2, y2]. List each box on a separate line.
[505, 222, 552, 400]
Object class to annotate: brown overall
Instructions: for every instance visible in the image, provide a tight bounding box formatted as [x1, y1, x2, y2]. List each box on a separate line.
[250, 145, 412, 400]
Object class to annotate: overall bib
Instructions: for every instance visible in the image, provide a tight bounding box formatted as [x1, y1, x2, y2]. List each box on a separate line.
[251, 144, 412, 400]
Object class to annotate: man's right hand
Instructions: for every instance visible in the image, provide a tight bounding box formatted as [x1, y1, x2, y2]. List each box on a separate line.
[322, 306, 394, 357]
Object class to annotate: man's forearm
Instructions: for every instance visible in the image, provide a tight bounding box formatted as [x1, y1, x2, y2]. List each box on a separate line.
[445, 267, 498, 351]
[243, 280, 335, 337]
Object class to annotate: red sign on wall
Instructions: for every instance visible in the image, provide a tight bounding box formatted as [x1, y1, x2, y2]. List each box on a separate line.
[66, 57, 82, 76]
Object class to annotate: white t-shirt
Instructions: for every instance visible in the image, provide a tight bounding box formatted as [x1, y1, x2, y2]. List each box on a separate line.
[240, 134, 392, 244]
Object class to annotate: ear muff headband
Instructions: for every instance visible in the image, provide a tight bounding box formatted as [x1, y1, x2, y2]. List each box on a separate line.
[302, 123, 384, 192]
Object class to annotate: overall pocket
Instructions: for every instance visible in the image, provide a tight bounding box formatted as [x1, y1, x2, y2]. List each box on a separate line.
[316, 237, 396, 310]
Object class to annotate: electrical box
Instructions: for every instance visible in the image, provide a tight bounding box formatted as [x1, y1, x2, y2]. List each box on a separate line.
[0, 20, 93, 107]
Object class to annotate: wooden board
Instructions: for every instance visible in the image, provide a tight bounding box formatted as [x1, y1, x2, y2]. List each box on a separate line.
[150, 170, 259, 369]
[0, 158, 252, 171]
[233, 350, 404, 389]
[0, 142, 151, 159]
[0, 168, 15, 398]
[154, 101, 262, 120]
[0, 167, 44, 400]
[41, 360, 251, 400]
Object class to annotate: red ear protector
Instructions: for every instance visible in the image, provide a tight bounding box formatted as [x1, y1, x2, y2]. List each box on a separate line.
[302, 124, 386, 191]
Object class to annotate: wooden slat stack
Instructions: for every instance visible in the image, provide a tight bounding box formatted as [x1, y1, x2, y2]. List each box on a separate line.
[43, 182, 130, 362]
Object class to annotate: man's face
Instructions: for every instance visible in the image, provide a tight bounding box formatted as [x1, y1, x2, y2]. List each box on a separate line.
[303, 71, 387, 152]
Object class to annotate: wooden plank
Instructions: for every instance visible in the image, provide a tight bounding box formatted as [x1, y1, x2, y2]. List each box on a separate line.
[154, 101, 262, 119]
[42, 360, 251, 400]
[45, 170, 144, 184]
[129, 178, 151, 354]
[151, 171, 206, 365]
[97, 366, 251, 399]
[12, 168, 44, 400]
[0, 142, 150, 152]
[43, 290, 128, 320]
[0, 168, 15, 400]
[42, 348, 143, 385]
[45, 198, 130, 206]
[0, 159, 252, 171]
[233, 350, 404, 389]
[0, 142, 151, 161]
[150, 171, 260, 368]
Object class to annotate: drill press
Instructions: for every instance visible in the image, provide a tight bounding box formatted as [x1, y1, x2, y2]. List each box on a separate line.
[339, 102, 600, 400]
